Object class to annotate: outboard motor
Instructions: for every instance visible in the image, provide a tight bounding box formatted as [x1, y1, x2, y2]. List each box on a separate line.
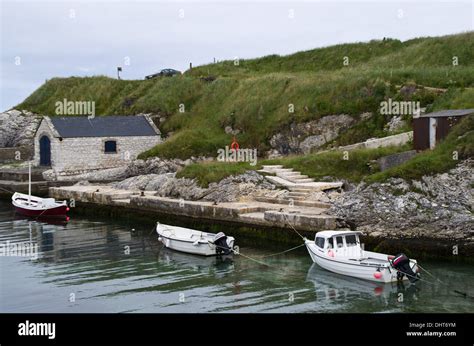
[390, 253, 419, 283]
[213, 232, 232, 255]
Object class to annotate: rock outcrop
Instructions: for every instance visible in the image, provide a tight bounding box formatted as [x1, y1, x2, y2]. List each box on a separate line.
[330, 160, 474, 240]
[112, 170, 275, 202]
[385, 115, 407, 133]
[202, 170, 275, 202]
[0, 109, 42, 147]
[268, 114, 355, 156]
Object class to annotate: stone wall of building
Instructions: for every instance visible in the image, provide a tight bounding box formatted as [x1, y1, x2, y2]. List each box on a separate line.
[34, 120, 162, 173]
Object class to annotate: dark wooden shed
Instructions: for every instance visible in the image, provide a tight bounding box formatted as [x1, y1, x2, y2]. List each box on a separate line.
[412, 109, 474, 151]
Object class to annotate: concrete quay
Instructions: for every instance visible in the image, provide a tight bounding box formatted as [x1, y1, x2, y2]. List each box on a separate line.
[49, 185, 337, 232]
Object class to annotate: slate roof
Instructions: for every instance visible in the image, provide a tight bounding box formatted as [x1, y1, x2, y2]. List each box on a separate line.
[48, 116, 159, 138]
[420, 109, 474, 118]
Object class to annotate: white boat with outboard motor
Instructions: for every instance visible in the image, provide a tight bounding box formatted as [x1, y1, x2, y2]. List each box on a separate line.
[304, 229, 420, 283]
[156, 222, 235, 256]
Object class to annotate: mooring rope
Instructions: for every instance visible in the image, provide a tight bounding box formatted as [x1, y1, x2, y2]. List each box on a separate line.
[391, 266, 438, 286]
[210, 243, 273, 267]
[257, 243, 306, 258]
[282, 213, 306, 240]
[35, 208, 49, 220]
[392, 263, 473, 301]
[414, 262, 445, 284]
[151, 219, 473, 299]
[0, 186, 14, 194]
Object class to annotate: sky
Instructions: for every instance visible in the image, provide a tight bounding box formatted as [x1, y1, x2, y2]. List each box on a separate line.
[0, 0, 473, 112]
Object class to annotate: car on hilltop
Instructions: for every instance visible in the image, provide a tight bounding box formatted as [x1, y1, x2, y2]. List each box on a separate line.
[145, 68, 181, 79]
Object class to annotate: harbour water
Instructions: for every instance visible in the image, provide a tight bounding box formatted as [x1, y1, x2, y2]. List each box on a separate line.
[0, 200, 473, 313]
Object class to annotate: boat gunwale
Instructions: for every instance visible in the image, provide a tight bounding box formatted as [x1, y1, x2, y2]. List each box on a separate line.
[305, 241, 391, 268]
[157, 225, 235, 245]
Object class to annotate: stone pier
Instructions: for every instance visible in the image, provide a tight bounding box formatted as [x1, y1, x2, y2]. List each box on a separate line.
[49, 185, 337, 232]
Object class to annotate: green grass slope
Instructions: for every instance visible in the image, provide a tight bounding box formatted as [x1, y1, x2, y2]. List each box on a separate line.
[178, 114, 473, 187]
[17, 32, 474, 161]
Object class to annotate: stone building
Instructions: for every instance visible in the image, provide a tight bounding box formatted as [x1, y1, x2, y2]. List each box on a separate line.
[33, 115, 161, 173]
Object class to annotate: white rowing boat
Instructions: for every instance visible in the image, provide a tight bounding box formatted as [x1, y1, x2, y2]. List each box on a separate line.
[156, 222, 235, 256]
[305, 230, 420, 283]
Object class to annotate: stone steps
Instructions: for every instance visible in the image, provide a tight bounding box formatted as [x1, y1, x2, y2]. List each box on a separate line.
[287, 191, 309, 197]
[290, 178, 314, 184]
[289, 187, 314, 192]
[255, 196, 331, 209]
[274, 169, 294, 174]
[276, 171, 300, 177]
[286, 196, 307, 201]
[277, 172, 307, 179]
[261, 165, 283, 170]
[261, 164, 343, 192]
[284, 175, 310, 183]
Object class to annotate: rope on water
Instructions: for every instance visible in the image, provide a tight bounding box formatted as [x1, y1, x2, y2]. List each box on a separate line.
[393, 264, 471, 301]
[212, 243, 274, 268]
[409, 262, 472, 298]
[257, 243, 306, 258]
[415, 262, 445, 284]
[391, 266, 438, 286]
[0, 186, 14, 194]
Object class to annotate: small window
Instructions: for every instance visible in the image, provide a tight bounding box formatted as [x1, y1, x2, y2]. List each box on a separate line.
[104, 140, 117, 153]
[345, 235, 358, 247]
[336, 236, 344, 248]
[328, 238, 334, 249]
[315, 237, 325, 249]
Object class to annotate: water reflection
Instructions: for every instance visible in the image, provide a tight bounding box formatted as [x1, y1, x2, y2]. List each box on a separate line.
[305, 263, 420, 307]
[158, 248, 235, 278]
[1, 200, 473, 313]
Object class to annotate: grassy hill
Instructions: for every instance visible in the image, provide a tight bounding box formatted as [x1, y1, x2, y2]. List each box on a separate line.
[178, 114, 473, 187]
[188, 33, 474, 76]
[17, 32, 474, 162]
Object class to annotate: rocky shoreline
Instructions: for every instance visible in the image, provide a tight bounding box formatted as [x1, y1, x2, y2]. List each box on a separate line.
[1, 108, 472, 255]
[330, 159, 473, 243]
[65, 157, 473, 248]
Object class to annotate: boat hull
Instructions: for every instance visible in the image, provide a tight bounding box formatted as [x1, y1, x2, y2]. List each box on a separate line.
[14, 205, 69, 218]
[305, 241, 411, 283]
[160, 235, 220, 256]
[12, 192, 69, 218]
[157, 223, 235, 256]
